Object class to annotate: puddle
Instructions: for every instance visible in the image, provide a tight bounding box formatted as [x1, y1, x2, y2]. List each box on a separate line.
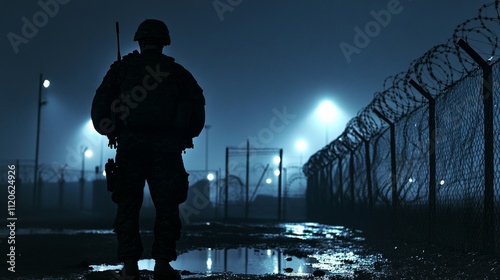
[281, 222, 364, 241]
[5, 223, 387, 277]
[91, 248, 318, 276]
[91, 247, 385, 277]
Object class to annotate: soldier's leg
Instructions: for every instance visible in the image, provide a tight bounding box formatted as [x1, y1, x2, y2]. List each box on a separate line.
[113, 150, 147, 263]
[147, 152, 188, 261]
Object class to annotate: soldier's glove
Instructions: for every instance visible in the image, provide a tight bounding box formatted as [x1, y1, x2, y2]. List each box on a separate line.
[107, 134, 118, 149]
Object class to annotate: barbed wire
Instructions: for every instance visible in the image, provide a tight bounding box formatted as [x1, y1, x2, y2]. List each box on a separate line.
[303, 0, 500, 176]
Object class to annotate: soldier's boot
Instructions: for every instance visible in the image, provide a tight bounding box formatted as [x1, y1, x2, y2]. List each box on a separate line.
[113, 260, 139, 280]
[154, 260, 180, 280]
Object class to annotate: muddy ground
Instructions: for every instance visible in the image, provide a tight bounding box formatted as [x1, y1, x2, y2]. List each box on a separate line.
[1, 211, 499, 279]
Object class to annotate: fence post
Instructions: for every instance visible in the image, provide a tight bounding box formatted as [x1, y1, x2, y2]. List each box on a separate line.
[320, 168, 326, 221]
[350, 152, 355, 214]
[225, 147, 229, 220]
[341, 141, 355, 225]
[277, 148, 283, 221]
[337, 157, 344, 213]
[325, 163, 332, 219]
[373, 109, 398, 231]
[457, 39, 495, 253]
[245, 140, 250, 220]
[409, 80, 437, 242]
[353, 130, 373, 212]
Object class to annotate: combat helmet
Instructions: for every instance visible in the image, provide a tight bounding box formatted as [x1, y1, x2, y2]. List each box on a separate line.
[133, 19, 171, 46]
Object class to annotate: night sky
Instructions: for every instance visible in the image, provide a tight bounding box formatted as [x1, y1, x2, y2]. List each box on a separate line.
[1, 0, 490, 174]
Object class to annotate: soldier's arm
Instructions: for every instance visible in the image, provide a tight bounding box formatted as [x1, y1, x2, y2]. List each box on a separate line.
[176, 65, 206, 137]
[91, 63, 122, 136]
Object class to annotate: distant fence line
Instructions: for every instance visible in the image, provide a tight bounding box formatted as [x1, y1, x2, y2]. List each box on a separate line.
[1, 156, 307, 222]
[0, 159, 102, 185]
[303, 1, 500, 254]
[0, 160, 220, 212]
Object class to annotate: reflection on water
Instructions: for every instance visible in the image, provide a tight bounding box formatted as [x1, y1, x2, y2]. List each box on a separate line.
[91, 246, 384, 277]
[282, 222, 363, 241]
[91, 248, 314, 276]
[10, 222, 384, 277]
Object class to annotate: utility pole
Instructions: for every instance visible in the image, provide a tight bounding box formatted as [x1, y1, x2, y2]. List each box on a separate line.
[34, 74, 49, 209]
[205, 125, 211, 171]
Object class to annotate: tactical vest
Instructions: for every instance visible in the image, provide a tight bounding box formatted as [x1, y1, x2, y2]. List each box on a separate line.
[117, 52, 178, 131]
[112, 51, 205, 145]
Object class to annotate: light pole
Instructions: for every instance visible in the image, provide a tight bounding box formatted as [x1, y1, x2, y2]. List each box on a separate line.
[317, 100, 337, 145]
[80, 146, 92, 209]
[283, 167, 288, 220]
[58, 164, 67, 210]
[33, 74, 49, 209]
[205, 124, 211, 171]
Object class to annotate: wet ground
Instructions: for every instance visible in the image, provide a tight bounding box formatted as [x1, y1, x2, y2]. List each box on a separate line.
[2, 219, 499, 279]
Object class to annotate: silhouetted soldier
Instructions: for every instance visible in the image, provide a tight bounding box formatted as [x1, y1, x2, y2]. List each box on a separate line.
[91, 19, 205, 280]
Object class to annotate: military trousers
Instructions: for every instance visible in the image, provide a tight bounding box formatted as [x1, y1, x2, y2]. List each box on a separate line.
[112, 131, 189, 262]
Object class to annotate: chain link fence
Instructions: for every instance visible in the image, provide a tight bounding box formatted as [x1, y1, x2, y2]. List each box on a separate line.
[224, 146, 284, 220]
[0, 160, 220, 221]
[304, 1, 500, 254]
[0, 161, 103, 212]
